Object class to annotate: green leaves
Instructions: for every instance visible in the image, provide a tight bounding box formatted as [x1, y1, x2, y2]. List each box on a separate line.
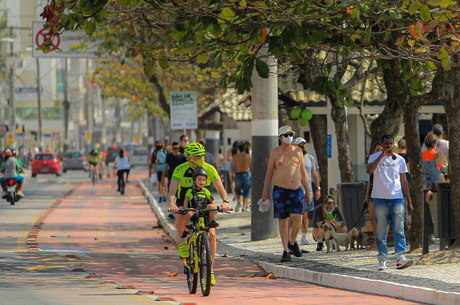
[437, 47, 451, 70]
[220, 7, 235, 22]
[255, 58, 269, 78]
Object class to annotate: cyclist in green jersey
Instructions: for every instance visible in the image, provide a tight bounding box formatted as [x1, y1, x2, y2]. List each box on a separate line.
[168, 142, 229, 284]
[87, 147, 100, 178]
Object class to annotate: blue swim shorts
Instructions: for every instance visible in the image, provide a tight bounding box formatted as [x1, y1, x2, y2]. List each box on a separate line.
[272, 185, 304, 219]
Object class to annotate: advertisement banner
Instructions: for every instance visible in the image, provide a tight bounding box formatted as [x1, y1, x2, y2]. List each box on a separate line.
[170, 91, 198, 130]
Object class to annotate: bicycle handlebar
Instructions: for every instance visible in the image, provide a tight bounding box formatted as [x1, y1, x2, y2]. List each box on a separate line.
[175, 207, 233, 215]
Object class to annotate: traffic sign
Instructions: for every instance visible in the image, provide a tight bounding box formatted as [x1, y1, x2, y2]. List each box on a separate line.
[32, 22, 99, 58]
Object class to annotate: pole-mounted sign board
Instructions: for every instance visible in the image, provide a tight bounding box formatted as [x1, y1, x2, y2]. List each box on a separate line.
[170, 91, 198, 130]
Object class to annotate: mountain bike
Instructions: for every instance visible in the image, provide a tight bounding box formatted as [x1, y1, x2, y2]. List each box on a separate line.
[176, 206, 225, 296]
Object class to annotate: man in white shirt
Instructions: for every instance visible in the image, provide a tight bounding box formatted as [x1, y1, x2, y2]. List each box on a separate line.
[367, 135, 413, 271]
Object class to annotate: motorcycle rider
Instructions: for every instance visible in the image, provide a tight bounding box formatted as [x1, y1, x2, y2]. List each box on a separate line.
[0, 149, 24, 197]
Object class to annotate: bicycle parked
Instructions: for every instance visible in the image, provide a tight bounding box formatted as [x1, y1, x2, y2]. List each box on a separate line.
[176, 206, 227, 296]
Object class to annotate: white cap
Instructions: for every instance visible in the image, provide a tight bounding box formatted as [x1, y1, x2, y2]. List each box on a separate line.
[293, 137, 307, 146]
[278, 125, 295, 135]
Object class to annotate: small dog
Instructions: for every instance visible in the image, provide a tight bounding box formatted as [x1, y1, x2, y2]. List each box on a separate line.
[322, 222, 350, 252]
[348, 227, 363, 250]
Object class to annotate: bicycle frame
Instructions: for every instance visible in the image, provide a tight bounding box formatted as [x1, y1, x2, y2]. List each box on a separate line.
[186, 212, 210, 273]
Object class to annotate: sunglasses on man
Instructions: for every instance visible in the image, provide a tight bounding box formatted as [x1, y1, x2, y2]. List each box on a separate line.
[280, 133, 294, 138]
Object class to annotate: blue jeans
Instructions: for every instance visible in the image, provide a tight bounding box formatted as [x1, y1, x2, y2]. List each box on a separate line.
[373, 198, 407, 261]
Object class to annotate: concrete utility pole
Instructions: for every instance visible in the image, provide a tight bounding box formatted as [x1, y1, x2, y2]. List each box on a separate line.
[63, 58, 70, 149]
[36, 58, 43, 150]
[251, 46, 279, 241]
[7, 27, 15, 141]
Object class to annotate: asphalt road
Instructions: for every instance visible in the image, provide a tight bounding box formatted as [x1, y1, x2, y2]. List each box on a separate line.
[0, 169, 422, 305]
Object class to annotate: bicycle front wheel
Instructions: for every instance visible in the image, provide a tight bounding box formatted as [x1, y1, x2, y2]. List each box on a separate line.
[185, 241, 198, 294]
[199, 233, 212, 296]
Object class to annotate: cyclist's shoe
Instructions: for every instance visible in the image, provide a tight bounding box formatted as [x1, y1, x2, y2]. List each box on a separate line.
[208, 220, 219, 228]
[288, 241, 303, 257]
[178, 241, 189, 258]
[210, 272, 217, 286]
[18, 191, 24, 198]
[280, 251, 291, 262]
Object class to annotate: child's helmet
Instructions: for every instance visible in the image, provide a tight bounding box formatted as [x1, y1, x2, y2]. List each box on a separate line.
[193, 168, 208, 180]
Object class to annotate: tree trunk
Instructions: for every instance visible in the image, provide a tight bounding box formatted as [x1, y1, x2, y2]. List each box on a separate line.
[403, 98, 424, 251]
[369, 61, 404, 151]
[309, 114, 328, 198]
[149, 74, 169, 115]
[440, 64, 460, 248]
[329, 98, 354, 182]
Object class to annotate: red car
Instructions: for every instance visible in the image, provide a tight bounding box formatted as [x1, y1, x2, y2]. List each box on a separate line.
[31, 152, 62, 177]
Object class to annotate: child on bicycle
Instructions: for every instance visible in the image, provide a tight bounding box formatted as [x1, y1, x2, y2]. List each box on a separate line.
[183, 168, 219, 229]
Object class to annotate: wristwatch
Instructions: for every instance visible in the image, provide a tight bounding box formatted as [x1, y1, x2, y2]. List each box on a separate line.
[316, 186, 321, 191]
[223, 200, 229, 203]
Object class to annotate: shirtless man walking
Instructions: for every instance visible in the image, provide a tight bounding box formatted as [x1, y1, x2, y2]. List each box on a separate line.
[262, 126, 311, 262]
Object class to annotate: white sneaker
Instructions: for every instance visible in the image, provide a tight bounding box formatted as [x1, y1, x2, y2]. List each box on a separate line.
[301, 236, 309, 245]
[396, 256, 413, 269]
[377, 260, 387, 271]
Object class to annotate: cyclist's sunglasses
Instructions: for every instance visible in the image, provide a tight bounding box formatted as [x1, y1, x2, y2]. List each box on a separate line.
[172, 147, 180, 150]
[280, 133, 294, 138]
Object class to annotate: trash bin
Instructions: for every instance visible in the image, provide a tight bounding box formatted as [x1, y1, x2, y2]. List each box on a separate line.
[338, 182, 367, 229]
[436, 183, 455, 247]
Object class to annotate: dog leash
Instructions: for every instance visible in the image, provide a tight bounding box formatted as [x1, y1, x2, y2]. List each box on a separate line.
[347, 202, 368, 232]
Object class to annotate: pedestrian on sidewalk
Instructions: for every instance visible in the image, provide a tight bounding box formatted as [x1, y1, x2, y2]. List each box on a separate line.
[161, 142, 187, 191]
[363, 142, 384, 250]
[262, 126, 311, 262]
[232, 141, 252, 212]
[367, 134, 413, 270]
[151, 141, 168, 202]
[294, 137, 321, 245]
[225, 141, 238, 202]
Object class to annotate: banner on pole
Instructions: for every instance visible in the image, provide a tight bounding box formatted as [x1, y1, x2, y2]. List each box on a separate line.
[170, 91, 198, 130]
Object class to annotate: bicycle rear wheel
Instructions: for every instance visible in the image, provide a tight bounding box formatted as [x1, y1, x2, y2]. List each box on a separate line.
[120, 179, 125, 195]
[199, 233, 212, 296]
[92, 168, 97, 185]
[185, 241, 198, 294]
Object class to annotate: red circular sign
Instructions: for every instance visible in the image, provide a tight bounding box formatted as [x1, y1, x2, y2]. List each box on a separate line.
[35, 28, 61, 49]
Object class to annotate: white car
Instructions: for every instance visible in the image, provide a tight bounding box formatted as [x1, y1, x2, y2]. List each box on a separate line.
[130, 147, 149, 167]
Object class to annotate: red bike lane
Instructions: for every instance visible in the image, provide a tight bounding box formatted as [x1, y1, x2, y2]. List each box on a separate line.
[35, 174, 421, 305]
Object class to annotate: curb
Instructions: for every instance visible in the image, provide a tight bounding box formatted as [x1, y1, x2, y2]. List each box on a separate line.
[139, 179, 460, 305]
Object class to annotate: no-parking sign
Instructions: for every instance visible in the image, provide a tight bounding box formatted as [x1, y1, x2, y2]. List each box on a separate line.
[32, 22, 99, 58]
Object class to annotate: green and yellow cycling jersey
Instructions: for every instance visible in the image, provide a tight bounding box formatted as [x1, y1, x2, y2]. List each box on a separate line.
[172, 162, 219, 200]
[184, 186, 213, 209]
[87, 151, 100, 163]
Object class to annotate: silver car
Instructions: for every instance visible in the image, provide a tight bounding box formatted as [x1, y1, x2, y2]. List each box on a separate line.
[62, 150, 87, 172]
[130, 147, 149, 167]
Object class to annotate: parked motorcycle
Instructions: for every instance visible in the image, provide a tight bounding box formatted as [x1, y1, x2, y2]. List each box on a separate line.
[4, 178, 20, 205]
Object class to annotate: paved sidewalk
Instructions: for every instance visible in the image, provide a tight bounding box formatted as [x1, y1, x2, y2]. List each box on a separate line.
[139, 179, 460, 305]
